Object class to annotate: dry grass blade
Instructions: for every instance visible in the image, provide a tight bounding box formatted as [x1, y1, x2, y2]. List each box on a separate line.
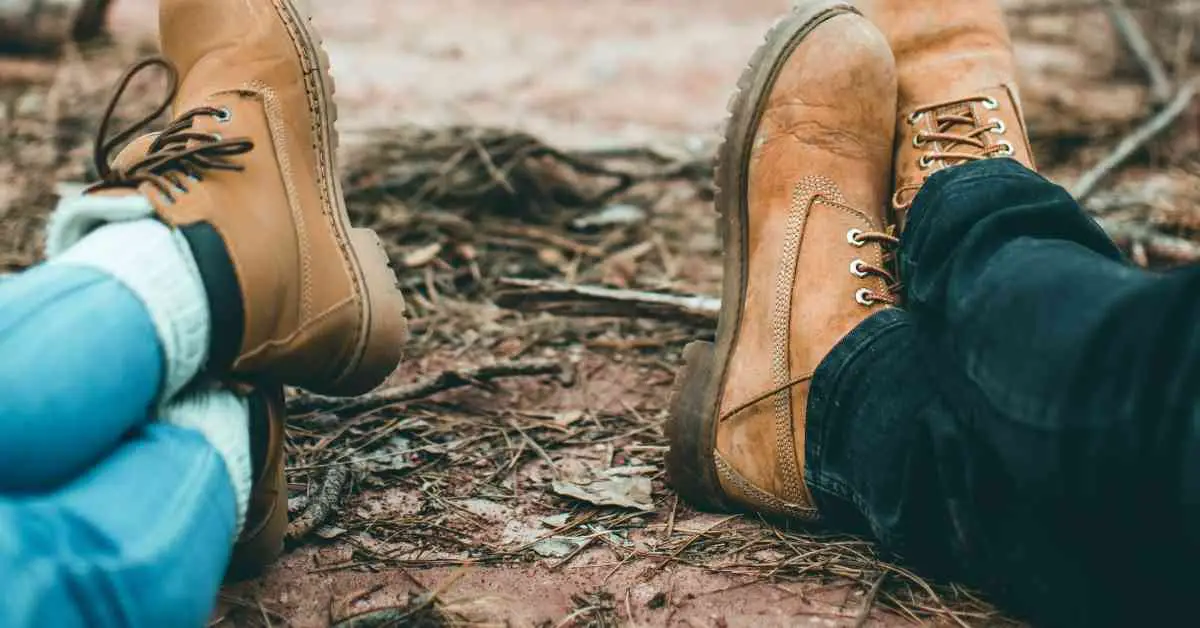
[330, 595, 445, 628]
[343, 126, 710, 220]
[854, 573, 888, 628]
[495, 278, 719, 325]
[331, 568, 472, 628]
[288, 360, 566, 415]
[1097, 216, 1200, 264]
[1072, 79, 1200, 201]
[1102, 0, 1173, 103]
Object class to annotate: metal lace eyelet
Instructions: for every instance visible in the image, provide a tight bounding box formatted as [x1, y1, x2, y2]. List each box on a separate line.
[997, 140, 1015, 156]
[855, 288, 876, 306]
[846, 229, 866, 247]
[912, 133, 926, 148]
[907, 111, 924, 126]
[918, 154, 934, 170]
[850, 259, 869, 278]
[215, 107, 233, 123]
[990, 118, 1006, 135]
[982, 97, 1000, 110]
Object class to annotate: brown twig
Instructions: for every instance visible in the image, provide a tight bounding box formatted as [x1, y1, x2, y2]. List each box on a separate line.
[1071, 79, 1200, 201]
[331, 569, 470, 627]
[1102, 0, 1173, 104]
[495, 277, 719, 326]
[288, 359, 565, 415]
[286, 464, 351, 541]
[1098, 217, 1200, 264]
[854, 573, 888, 628]
[330, 600, 433, 628]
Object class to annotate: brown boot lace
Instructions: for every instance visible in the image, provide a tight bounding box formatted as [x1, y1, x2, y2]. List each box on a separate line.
[892, 95, 1015, 213]
[846, 226, 901, 306]
[88, 57, 254, 201]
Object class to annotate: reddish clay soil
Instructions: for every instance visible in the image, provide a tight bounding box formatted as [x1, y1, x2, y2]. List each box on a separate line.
[4, 1, 1190, 626]
[93, 2, 924, 625]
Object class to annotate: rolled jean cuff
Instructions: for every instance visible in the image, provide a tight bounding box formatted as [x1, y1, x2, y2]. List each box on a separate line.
[804, 307, 911, 509]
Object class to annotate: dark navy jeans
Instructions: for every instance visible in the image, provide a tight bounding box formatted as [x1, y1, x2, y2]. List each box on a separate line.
[805, 158, 1200, 626]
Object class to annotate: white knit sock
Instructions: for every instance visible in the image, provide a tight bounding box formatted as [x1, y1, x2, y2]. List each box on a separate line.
[46, 194, 210, 401]
[160, 382, 253, 533]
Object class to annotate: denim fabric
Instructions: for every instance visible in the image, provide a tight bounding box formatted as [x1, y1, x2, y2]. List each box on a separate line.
[0, 264, 162, 493]
[805, 159, 1200, 626]
[0, 424, 237, 628]
[0, 263, 235, 627]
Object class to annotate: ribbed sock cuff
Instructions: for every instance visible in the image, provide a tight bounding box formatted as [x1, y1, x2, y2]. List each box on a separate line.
[47, 198, 210, 400]
[160, 382, 253, 533]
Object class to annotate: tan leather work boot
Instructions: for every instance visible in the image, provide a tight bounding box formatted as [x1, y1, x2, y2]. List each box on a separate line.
[226, 385, 289, 580]
[854, 0, 1037, 229]
[81, 0, 408, 396]
[666, 1, 899, 519]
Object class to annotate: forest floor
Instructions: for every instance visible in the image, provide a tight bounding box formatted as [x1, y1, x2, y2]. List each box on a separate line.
[2, 0, 1198, 626]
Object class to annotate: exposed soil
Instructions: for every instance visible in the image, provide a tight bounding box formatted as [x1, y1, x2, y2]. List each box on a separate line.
[2, 1, 1199, 627]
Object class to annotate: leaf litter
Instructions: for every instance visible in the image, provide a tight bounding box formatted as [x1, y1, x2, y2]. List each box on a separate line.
[7, 11, 1200, 623]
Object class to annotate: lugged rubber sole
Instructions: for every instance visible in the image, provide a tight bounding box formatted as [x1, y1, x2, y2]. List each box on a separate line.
[278, 0, 409, 396]
[664, 0, 859, 511]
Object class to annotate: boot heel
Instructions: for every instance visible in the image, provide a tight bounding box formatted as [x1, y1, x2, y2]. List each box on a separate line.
[330, 228, 409, 395]
[666, 341, 729, 511]
[226, 450, 287, 580]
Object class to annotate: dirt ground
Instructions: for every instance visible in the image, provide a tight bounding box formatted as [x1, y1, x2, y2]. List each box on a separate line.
[111, 0, 795, 147]
[3, 0, 1200, 626]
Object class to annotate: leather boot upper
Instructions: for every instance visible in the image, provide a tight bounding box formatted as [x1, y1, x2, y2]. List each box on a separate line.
[713, 9, 899, 519]
[148, 0, 363, 388]
[855, 0, 1036, 227]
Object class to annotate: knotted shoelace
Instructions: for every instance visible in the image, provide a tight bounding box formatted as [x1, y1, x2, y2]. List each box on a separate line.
[88, 57, 254, 201]
[893, 96, 1013, 212]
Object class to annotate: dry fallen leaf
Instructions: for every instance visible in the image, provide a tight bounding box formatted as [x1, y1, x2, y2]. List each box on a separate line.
[551, 476, 654, 512]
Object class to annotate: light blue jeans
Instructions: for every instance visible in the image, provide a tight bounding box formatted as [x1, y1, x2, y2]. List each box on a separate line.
[0, 264, 235, 627]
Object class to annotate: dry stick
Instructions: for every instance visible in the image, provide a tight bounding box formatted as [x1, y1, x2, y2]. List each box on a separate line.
[1096, 217, 1200, 264]
[1071, 79, 1200, 202]
[287, 464, 351, 541]
[495, 277, 720, 326]
[1102, 0, 1174, 104]
[853, 573, 888, 628]
[506, 417, 561, 477]
[288, 359, 564, 415]
[331, 568, 469, 627]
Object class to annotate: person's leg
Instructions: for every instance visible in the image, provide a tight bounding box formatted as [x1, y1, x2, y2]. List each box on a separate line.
[0, 386, 252, 628]
[0, 218, 209, 493]
[804, 158, 1200, 625]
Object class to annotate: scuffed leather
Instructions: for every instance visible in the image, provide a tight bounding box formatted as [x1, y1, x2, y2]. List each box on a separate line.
[856, 0, 1035, 227]
[146, 0, 363, 388]
[713, 11, 898, 518]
